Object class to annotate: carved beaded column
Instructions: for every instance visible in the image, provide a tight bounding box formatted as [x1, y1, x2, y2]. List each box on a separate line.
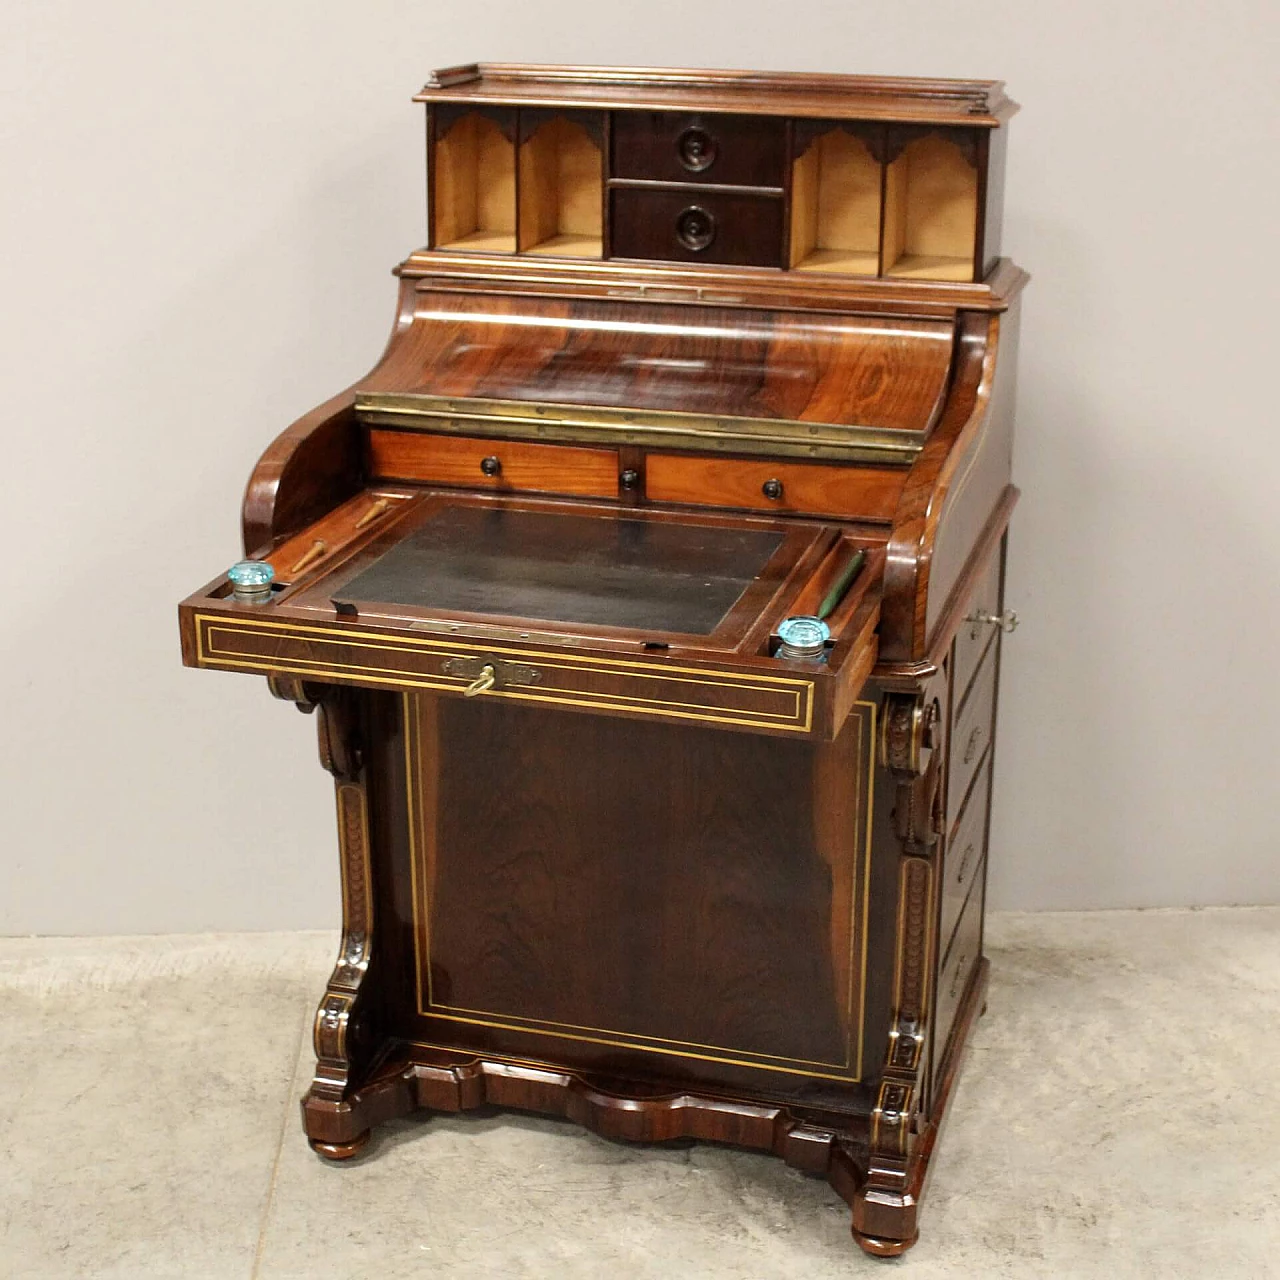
[853, 679, 945, 1256]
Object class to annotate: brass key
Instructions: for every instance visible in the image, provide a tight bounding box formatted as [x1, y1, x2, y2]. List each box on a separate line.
[463, 664, 496, 697]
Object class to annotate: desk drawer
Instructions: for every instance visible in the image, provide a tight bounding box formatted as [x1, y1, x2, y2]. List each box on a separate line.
[935, 877, 982, 1060]
[953, 551, 1001, 710]
[609, 186, 784, 267]
[367, 430, 620, 500]
[940, 755, 991, 956]
[646, 454, 905, 521]
[611, 111, 786, 188]
[187, 614, 820, 737]
[948, 641, 996, 817]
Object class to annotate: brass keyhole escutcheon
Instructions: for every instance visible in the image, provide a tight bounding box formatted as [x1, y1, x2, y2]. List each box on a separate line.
[464, 664, 496, 697]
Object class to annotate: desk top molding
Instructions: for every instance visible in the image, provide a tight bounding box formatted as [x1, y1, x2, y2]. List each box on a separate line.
[416, 63, 1018, 126]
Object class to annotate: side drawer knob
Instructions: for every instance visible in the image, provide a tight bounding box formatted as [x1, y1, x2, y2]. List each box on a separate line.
[619, 468, 640, 491]
[762, 477, 784, 500]
[480, 455, 502, 477]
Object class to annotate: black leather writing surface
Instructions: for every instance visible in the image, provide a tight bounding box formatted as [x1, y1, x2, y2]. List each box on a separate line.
[333, 505, 783, 635]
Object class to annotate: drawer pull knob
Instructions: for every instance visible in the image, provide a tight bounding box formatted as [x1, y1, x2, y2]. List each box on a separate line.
[963, 725, 983, 765]
[619, 468, 640, 491]
[762, 477, 784, 500]
[463, 664, 496, 698]
[675, 205, 716, 252]
[676, 126, 717, 173]
[967, 608, 1019, 634]
[480, 455, 502, 477]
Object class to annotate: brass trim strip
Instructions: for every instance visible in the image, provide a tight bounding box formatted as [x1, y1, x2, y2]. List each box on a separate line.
[356, 391, 925, 465]
[403, 691, 878, 1082]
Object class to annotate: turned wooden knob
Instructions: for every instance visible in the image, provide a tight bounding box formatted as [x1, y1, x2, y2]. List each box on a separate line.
[762, 477, 784, 500]
[676, 126, 716, 172]
[619, 468, 640, 490]
[480, 455, 502, 477]
[675, 206, 716, 252]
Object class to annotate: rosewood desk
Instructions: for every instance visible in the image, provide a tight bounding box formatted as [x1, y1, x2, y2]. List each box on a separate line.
[179, 63, 1026, 1257]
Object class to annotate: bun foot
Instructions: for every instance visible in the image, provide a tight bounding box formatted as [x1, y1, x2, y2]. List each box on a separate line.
[309, 1131, 370, 1161]
[852, 1227, 919, 1258]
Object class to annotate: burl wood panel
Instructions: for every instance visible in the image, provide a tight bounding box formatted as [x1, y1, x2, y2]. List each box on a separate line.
[367, 428, 619, 499]
[405, 694, 872, 1085]
[646, 453, 906, 521]
[359, 291, 956, 434]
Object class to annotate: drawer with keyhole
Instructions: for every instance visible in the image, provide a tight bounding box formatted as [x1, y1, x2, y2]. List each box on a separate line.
[935, 875, 983, 1062]
[940, 755, 991, 957]
[948, 641, 997, 820]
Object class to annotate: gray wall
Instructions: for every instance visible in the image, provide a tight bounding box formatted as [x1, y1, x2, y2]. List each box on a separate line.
[3, 1, 1277, 934]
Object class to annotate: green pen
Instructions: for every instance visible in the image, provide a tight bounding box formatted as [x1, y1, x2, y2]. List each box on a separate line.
[817, 549, 866, 621]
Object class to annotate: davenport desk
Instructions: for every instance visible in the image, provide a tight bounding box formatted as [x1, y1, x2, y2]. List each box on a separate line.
[179, 64, 1027, 1258]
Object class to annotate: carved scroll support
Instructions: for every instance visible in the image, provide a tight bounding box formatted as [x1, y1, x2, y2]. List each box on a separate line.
[853, 682, 945, 1256]
[271, 680, 379, 1159]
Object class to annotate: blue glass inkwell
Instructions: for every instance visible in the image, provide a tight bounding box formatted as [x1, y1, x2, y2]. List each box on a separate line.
[227, 559, 275, 605]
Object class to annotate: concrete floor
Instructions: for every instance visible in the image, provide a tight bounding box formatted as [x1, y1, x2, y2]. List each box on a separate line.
[1, 908, 1277, 1279]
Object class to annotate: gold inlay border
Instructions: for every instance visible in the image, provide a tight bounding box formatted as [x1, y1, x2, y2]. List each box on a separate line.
[404, 691, 876, 1083]
[356, 391, 925, 465]
[195, 613, 814, 734]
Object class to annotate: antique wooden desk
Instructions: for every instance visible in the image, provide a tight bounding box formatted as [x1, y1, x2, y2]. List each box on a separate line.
[179, 64, 1026, 1258]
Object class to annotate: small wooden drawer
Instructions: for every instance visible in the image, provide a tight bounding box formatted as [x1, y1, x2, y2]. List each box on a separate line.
[646, 454, 905, 521]
[934, 875, 982, 1060]
[611, 111, 786, 188]
[953, 551, 1001, 710]
[940, 755, 991, 956]
[188, 616, 821, 738]
[367, 430, 620, 500]
[948, 640, 996, 818]
[609, 186, 784, 267]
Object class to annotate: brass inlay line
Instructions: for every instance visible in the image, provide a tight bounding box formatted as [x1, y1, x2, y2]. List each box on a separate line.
[857, 699, 877, 1080]
[196, 613, 810, 684]
[195, 614, 814, 734]
[204, 626, 805, 721]
[356, 391, 926, 465]
[427, 999, 847, 1069]
[402, 691, 878, 1083]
